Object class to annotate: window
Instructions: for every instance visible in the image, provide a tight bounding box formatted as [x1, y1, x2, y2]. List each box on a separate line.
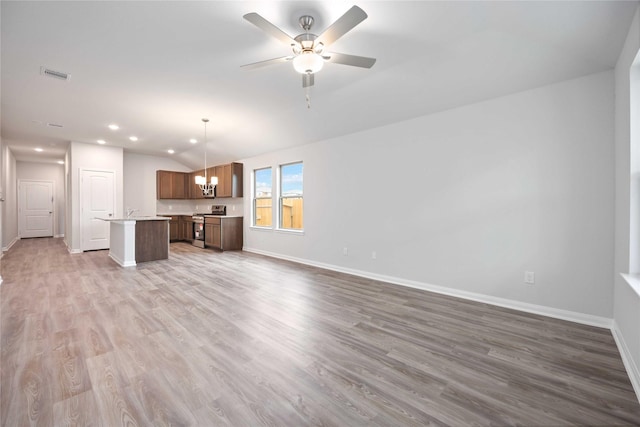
[279, 162, 303, 230]
[253, 167, 272, 227]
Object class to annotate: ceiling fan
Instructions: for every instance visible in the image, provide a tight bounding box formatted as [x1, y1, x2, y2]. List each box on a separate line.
[241, 5, 376, 90]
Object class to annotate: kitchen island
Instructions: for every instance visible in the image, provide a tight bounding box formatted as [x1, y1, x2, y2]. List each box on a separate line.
[103, 217, 170, 267]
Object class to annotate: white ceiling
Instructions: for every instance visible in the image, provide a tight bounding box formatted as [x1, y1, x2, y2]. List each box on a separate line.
[1, 1, 637, 170]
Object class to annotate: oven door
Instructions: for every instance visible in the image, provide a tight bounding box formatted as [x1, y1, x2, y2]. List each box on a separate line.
[192, 217, 205, 248]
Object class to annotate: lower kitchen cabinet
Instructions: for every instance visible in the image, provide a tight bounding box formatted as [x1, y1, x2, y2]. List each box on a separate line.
[183, 218, 194, 241]
[169, 217, 180, 241]
[204, 221, 220, 248]
[165, 215, 192, 242]
[204, 216, 242, 251]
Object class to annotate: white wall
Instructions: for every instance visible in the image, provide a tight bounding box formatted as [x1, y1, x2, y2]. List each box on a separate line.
[16, 161, 65, 237]
[123, 152, 192, 216]
[68, 141, 124, 252]
[243, 70, 615, 321]
[614, 4, 640, 400]
[2, 144, 17, 251]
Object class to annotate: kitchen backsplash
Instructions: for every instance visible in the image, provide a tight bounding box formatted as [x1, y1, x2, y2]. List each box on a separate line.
[156, 198, 244, 215]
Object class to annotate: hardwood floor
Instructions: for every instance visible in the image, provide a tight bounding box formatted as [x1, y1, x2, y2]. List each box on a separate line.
[1, 237, 639, 426]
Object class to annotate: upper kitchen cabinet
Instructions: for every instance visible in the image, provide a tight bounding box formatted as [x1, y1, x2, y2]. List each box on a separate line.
[189, 169, 206, 199]
[189, 167, 216, 199]
[215, 162, 243, 198]
[156, 170, 187, 199]
[161, 162, 243, 200]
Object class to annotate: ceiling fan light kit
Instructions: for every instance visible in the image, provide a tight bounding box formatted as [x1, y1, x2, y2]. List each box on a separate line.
[242, 5, 376, 106]
[293, 51, 324, 74]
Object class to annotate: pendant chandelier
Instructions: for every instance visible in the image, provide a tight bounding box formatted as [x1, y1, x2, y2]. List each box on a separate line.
[194, 118, 218, 196]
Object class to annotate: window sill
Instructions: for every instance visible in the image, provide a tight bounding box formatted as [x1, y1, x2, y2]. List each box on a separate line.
[621, 273, 640, 298]
[249, 226, 273, 232]
[248, 226, 305, 236]
[275, 228, 305, 235]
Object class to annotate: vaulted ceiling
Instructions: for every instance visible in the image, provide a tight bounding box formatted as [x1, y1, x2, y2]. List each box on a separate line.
[1, 1, 637, 169]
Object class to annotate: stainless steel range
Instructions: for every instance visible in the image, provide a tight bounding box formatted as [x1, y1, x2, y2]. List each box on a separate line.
[192, 214, 205, 248]
[192, 205, 227, 248]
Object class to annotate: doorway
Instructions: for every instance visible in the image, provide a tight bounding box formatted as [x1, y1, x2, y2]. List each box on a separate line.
[18, 180, 54, 238]
[80, 169, 115, 251]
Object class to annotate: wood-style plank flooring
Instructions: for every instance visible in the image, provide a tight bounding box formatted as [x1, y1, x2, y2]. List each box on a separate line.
[1, 237, 639, 426]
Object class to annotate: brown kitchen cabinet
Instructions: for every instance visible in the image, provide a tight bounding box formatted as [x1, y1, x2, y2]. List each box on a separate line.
[157, 170, 188, 199]
[179, 217, 190, 241]
[214, 162, 243, 198]
[189, 170, 206, 199]
[163, 215, 193, 242]
[204, 217, 221, 248]
[169, 162, 243, 200]
[168, 217, 180, 241]
[204, 216, 242, 251]
[183, 217, 194, 241]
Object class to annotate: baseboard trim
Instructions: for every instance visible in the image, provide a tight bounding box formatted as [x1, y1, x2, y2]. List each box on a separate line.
[2, 236, 19, 253]
[243, 248, 612, 329]
[612, 320, 640, 403]
[108, 253, 135, 268]
[66, 243, 82, 254]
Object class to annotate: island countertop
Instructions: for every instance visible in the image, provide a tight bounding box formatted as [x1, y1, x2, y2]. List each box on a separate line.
[100, 216, 170, 222]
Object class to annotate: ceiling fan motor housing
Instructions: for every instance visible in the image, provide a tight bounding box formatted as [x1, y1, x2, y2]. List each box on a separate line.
[299, 15, 314, 31]
[293, 33, 321, 53]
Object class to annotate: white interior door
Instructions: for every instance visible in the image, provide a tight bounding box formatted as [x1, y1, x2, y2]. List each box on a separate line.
[18, 180, 54, 238]
[81, 169, 115, 251]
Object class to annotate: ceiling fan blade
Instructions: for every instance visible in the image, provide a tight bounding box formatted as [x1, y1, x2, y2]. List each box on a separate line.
[302, 73, 314, 88]
[316, 6, 368, 46]
[243, 13, 296, 46]
[241, 56, 292, 70]
[325, 52, 376, 68]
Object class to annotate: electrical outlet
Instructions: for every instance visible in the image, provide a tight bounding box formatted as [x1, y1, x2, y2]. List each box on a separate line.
[524, 271, 535, 284]
[343, 247, 348, 256]
[169, 205, 172, 210]
[372, 251, 377, 259]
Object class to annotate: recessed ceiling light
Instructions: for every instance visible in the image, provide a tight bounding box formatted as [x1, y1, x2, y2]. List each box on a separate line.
[129, 136, 138, 141]
[57, 160, 64, 165]
[189, 139, 197, 144]
[34, 147, 43, 152]
[108, 124, 119, 130]
[167, 149, 175, 154]
[97, 139, 106, 145]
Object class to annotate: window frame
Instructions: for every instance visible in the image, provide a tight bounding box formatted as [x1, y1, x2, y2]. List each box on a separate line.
[277, 161, 304, 232]
[252, 166, 273, 228]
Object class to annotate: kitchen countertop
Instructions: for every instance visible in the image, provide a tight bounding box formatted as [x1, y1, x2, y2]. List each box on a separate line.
[156, 214, 244, 218]
[99, 216, 170, 222]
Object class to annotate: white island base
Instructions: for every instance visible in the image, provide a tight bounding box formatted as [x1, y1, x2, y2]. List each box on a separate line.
[109, 220, 137, 267]
[105, 218, 170, 267]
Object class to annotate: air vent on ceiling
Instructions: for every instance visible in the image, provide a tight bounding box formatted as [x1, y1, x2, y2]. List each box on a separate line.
[40, 66, 70, 81]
